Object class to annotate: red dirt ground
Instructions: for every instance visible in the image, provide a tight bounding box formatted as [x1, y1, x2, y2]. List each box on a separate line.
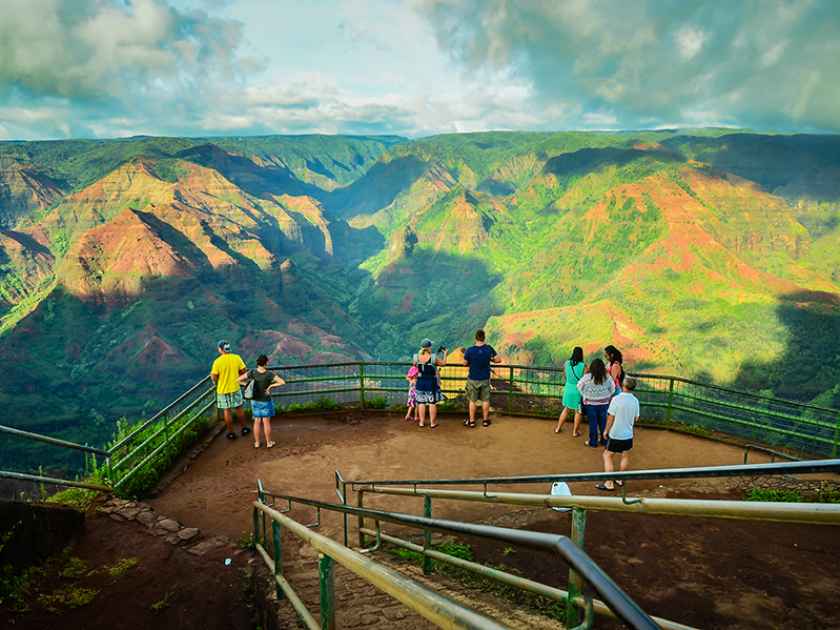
[146, 411, 840, 629]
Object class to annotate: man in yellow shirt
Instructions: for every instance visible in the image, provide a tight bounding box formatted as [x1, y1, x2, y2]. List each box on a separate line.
[211, 340, 249, 440]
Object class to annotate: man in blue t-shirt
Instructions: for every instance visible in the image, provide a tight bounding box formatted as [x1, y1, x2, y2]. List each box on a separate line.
[462, 329, 500, 428]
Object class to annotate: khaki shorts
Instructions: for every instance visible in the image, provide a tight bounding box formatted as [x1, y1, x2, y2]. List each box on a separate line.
[465, 379, 491, 403]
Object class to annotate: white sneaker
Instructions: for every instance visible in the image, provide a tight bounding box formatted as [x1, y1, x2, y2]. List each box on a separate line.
[266, 441, 276, 449]
[254, 443, 260, 449]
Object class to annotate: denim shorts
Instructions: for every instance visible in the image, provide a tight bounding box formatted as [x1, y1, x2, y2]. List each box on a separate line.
[251, 399, 275, 418]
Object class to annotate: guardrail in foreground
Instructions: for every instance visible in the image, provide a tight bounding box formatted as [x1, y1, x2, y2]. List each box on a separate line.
[255, 483, 661, 630]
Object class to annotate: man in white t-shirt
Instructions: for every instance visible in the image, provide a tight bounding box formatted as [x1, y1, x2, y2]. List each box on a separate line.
[595, 377, 640, 491]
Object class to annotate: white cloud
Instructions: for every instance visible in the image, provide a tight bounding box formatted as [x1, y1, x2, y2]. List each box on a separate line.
[418, 0, 840, 132]
[675, 26, 707, 60]
[582, 111, 618, 127]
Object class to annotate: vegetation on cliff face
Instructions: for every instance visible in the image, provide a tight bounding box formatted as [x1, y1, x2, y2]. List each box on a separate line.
[1, 130, 839, 456]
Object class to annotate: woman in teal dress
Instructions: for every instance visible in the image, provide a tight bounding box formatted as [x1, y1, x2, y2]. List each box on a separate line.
[555, 346, 585, 436]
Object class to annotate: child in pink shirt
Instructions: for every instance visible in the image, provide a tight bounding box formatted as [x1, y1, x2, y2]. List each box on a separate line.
[405, 365, 419, 421]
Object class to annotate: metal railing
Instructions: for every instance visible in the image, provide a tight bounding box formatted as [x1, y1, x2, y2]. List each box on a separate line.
[335, 459, 840, 628]
[2, 361, 839, 495]
[0, 374, 216, 496]
[254, 482, 661, 630]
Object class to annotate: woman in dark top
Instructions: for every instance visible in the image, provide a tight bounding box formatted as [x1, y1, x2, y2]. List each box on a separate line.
[415, 347, 445, 428]
[604, 345, 624, 395]
[240, 354, 285, 448]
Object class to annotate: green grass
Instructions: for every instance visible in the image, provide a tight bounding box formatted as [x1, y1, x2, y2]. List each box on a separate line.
[38, 586, 98, 612]
[745, 487, 840, 503]
[47, 487, 101, 510]
[365, 396, 388, 409]
[105, 557, 139, 578]
[282, 398, 342, 413]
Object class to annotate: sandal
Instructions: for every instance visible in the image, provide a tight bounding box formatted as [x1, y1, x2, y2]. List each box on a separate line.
[595, 483, 615, 492]
[615, 480, 624, 487]
[254, 442, 260, 449]
[463, 419, 476, 428]
[482, 420, 491, 427]
[241, 427, 251, 436]
[573, 431, 581, 437]
[430, 423, 439, 429]
[226, 432, 237, 440]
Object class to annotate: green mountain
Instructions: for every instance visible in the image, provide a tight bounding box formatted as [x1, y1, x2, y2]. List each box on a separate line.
[1, 130, 839, 452]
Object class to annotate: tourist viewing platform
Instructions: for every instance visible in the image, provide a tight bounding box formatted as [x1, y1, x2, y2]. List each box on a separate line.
[2, 361, 840, 629]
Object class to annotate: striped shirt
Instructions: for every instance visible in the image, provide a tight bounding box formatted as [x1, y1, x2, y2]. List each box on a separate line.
[577, 373, 615, 404]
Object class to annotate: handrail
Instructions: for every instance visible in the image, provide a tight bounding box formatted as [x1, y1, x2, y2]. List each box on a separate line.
[0, 424, 109, 457]
[263, 360, 840, 415]
[253, 500, 510, 630]
[108, 375, 212, 453]
[355, 526, 695, 630]
[743, 444, 801, 465]
[362, 486, 840, 526]
[348, 458, 840, 488]
[0, 469, 109, 492]
[259, 489, 658, 629]
[628, 372, 840, 414]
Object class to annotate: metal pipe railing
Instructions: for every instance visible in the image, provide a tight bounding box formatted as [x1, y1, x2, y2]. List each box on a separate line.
[109, 375, 211, 452]
[348, 458, 840, 488]
[259, 490, 658, 629]
[357, 526, 696, 630]
[0, 469, 109, 492]
[253, 500, 510, 630]
[0, 424, 109, 457]
[363, 486, 840, 526]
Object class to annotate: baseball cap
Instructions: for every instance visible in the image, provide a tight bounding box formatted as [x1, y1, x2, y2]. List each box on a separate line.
[217, 339, 231, 352]
[420, 338, 433, 348]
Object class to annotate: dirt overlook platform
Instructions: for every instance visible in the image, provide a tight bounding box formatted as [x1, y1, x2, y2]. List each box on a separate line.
[141, 410, 840, 629]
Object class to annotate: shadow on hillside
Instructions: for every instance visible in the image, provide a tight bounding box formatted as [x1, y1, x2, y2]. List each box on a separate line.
[176, 144, 322, 199]
[733, 290, 840, 406]
[352, 248, 503, 358]
[0, 242, 504, 463]
[323, 155, 427, 219]
[662, 133, 840, 201]
[543, 146, 682, 179]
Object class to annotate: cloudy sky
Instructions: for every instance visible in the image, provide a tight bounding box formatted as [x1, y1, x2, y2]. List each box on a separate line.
[0, 0, 838, 140]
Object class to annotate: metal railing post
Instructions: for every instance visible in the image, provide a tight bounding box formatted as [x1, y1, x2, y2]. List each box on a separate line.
[272, 521, 283, 600]
[342, 482, 349, 548]
[357, 489, 366, 548]
[507, 366, 514, 414]
[318, 553, 336, 630]
[566, 508, 587, 628]
[359, 363, 366, 409]
[423, 496, 433, 575]
[665, 377, 675, 424]
[252, 506, 260, 548]
[833, 416, 840, 458]
[104, 456, 113, 487]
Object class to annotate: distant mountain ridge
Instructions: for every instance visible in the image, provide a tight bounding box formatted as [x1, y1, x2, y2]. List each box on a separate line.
[0, 130, 838, 450]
